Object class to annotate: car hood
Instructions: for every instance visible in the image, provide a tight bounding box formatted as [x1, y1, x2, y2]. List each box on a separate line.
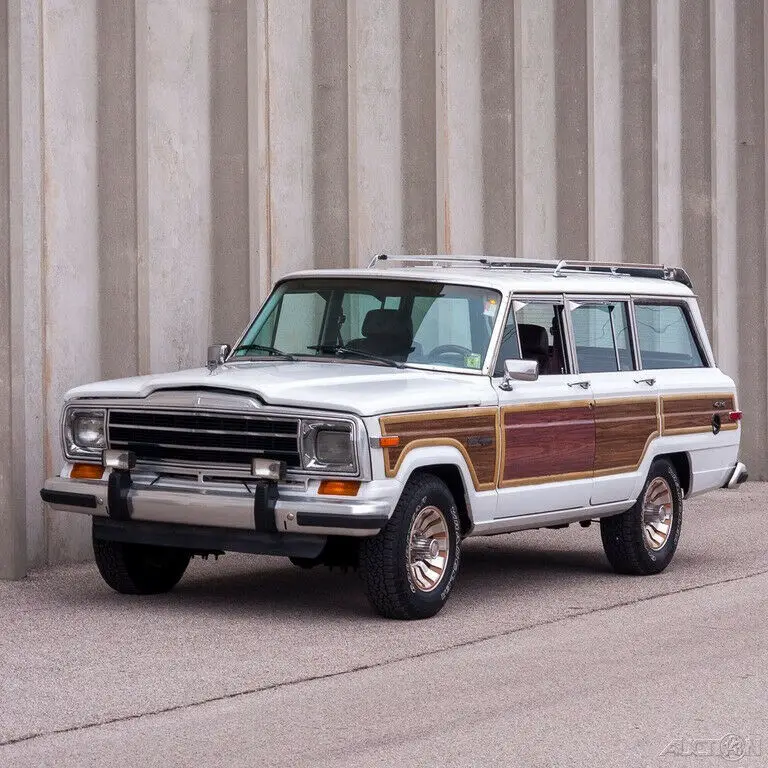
[64, 361, 496, 416]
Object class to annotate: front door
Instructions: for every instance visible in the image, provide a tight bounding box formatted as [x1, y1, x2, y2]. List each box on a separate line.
[494, 297, 596, 517]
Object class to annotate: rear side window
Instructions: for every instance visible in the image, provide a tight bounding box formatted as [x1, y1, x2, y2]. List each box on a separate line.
[634, 303, 705, 369]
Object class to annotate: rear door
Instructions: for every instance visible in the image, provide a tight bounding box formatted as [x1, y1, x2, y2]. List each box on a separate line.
[493, 296, 596, 517]
[567, 297, 659, 505]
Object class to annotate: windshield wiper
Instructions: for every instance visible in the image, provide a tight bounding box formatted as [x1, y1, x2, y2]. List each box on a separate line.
[232, 342, 296, 360]
[307, 344, 405, 369]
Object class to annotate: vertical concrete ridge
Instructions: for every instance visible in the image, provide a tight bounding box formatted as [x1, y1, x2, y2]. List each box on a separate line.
[587, 0, 622, 262]
[135, 0, 149, 374]
[517, 0, 557, 259]
[734, 0, 766, 475]
[709, 0, 738, 374]
[249, 0, 272, 307]
[347, 0, 403, 264]
[312, 0, 349, 269]
[652, 0, 682, 267]
[209, 0, 249, 344]
[680, 0, 712, 333]
[0, 0, 28, 579]
[436, 0, 483, 255]
[400, 0, 435, 255]
[620, 0, 653, 264]
[20, 0, 45, 567]
[554, 0, 588, 260]
[97, 0, 138, 380]
[480, 0, 515, 257]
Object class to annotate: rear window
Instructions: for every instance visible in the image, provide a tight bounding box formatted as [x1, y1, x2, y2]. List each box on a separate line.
[634, 303, 706, 369]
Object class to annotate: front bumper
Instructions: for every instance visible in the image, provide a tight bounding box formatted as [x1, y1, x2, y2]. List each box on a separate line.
[41, 469, 392, 540]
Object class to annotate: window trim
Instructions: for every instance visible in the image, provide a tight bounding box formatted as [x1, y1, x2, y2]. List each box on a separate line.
[565, 296, 638, 374]
[630, 296, 712, 370]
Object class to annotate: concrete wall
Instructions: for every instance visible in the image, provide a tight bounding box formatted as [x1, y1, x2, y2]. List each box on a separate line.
[2, 0, 768, 575]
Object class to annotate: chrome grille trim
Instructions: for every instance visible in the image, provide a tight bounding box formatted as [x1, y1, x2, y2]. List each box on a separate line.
[107, 408, 301, 470]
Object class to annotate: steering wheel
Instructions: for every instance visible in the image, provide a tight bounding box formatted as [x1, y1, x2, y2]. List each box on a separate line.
[428, 344, 473, 363]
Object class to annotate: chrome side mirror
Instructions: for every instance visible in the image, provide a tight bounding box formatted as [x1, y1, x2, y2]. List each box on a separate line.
[207, 343, 231, 371]
[500, 359, 539, 390]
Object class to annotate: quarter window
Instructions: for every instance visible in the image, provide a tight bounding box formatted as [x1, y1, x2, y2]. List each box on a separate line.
[570, 302, 634, 373]
[634, 303, 705, 369]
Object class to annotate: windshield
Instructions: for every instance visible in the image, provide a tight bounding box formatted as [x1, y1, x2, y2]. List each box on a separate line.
[232, 278, 503, 371]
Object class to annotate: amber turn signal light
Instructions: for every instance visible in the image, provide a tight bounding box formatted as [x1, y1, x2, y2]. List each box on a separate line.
[70, 463, 104, 480]
[377, 436, 400, 448]
[318, 480, 361, 496]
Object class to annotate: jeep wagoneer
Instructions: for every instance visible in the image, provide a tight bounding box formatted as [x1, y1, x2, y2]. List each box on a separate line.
[41, 256, 747, 619]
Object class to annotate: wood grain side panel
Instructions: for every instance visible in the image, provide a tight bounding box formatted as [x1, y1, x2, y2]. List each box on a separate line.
[594, 398, 659, 473]
[500, 402, 594, 487]
[380, 409, 498, 490]
[661, 393, 737, 435]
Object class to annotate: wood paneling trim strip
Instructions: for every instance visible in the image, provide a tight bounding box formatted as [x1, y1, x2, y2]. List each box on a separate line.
[380, 408, 499, 491]
[660, 392, 737, 435]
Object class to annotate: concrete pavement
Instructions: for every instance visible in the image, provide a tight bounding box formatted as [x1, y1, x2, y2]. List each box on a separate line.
[1, 486, 766, 767]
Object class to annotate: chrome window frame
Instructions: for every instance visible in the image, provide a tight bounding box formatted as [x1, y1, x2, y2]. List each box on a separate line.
[61, 397, 372, 481]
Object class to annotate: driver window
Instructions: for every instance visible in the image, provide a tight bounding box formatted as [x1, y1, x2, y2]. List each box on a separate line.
[506, 301, 569, 376]
[412, 296, 472, 354]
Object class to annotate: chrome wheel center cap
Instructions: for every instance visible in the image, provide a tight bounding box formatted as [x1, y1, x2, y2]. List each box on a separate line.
[411, 536, 440, 560]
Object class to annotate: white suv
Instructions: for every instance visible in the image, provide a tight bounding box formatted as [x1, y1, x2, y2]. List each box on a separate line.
[42, 256, 747, 619]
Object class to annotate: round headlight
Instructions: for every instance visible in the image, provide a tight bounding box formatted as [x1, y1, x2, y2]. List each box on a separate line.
[315, 429, 353, 465]
[72, 412, 106, 449]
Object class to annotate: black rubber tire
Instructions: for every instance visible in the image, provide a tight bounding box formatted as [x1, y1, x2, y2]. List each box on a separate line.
[93, 528, 191, 595]
[600, 458, 683, 575]
[360, 473, 461, 620]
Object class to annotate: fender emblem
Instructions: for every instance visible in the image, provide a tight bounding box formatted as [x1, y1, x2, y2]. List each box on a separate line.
[713, 400, 726, 409]
[467, 435, 494, 448]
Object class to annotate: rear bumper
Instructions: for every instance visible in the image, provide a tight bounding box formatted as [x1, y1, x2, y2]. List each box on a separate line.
[723, 461, 749, 489]
[41, 471, 392, 540]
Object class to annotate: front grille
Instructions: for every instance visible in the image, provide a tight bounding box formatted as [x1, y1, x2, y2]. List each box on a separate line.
[107, 409, 301, 470]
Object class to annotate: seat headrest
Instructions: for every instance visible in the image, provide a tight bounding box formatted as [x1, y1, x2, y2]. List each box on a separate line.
[518, 323, 549, 353]
[362, 309, 413, 339]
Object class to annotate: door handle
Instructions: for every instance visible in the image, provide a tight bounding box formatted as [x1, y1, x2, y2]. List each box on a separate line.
[568, 380, 590, 390]
[633, 377, 656, 386]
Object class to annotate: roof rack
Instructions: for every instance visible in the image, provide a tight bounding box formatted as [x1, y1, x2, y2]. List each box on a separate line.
[367, 254, 693, 289]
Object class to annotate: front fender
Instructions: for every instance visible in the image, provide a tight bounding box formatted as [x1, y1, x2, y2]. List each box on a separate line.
[388, 444, 497, 528]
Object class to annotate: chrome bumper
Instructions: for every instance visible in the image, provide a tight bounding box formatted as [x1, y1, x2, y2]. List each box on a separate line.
[41, 472, 391, 538]
[724, 461, 749, 489]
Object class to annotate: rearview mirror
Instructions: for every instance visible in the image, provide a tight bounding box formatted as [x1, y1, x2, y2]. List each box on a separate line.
[500, 359, 539, 390]
[207, 344, 231, 371]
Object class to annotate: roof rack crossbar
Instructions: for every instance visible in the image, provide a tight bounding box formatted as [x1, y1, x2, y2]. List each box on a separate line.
[367, 253, 693, 289]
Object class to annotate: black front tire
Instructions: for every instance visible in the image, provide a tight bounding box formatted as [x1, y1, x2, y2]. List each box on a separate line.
[360, 473, 461, 620]
[600, 458, 683, 575]
[93, 527, 191, 595]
